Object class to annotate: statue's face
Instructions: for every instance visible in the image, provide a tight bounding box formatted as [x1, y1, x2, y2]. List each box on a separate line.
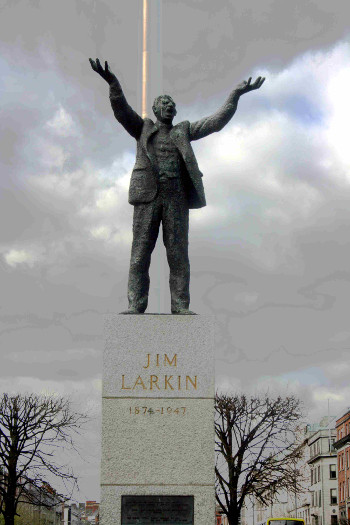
[153, 96, 177, 123]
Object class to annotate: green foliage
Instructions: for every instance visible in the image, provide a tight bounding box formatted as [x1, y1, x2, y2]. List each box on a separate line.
[13, 504, 59, 525]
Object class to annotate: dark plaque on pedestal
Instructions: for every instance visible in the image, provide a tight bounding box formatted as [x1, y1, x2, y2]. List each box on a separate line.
[121, 495, 194, 524]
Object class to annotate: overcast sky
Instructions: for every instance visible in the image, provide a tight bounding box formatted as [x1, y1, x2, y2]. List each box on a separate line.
[1, 0, 350, 502]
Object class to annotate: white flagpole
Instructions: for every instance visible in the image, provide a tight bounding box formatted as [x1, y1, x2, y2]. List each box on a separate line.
[141, 0, 165, 312]
[142, 0, 149, 118]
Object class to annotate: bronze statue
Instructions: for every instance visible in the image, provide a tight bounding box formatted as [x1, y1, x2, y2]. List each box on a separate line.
[89, 58, 265, 314]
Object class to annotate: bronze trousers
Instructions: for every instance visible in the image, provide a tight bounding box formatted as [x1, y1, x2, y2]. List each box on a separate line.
[127, 178, 190, 313]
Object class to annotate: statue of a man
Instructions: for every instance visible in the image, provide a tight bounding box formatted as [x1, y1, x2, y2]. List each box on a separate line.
[89, 58, 264, 314]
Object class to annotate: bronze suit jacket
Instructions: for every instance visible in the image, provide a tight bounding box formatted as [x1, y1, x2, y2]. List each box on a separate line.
[109, 81, 240, 209]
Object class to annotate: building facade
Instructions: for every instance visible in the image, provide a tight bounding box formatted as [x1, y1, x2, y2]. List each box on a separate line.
[62, 501, 100, 525]
[307, 423, 338, 525]
[62, 502, 83, 525]
[254, 417, 338, 525]
[334, 409, 350, 523]
[255, 429, 311, 525]
[216, 504, 247, 525]
[0, 471, 62, 525]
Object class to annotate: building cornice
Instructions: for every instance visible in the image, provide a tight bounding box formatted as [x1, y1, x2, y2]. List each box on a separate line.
[307, 452, 337, 464]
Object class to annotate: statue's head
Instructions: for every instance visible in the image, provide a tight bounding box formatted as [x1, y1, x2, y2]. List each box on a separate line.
[152, 95, 177, 124]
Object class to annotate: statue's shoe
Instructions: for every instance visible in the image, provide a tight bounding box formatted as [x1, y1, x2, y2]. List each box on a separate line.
[171, 309, 197, 315]
[119, 308, 144, 314]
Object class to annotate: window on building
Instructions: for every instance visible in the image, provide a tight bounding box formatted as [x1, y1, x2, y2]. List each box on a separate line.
[330, 488, 337, 505]
[318, 465, 321, 482]
[331, 515, 338, 525]
[319, 490, 322, 507]
[347, 450, 349, 469]
[311, 469, 314, 485]
[330, 464, 337, 479]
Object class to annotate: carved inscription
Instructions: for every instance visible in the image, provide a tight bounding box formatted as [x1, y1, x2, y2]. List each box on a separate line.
[129, 406, 187, 415]
[143, 353, 177, 368]
[121, 354, 197, 392]
[121, 495, 194, 525]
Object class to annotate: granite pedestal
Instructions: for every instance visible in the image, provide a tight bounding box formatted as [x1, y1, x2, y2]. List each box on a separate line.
[101, 314, 215, 525]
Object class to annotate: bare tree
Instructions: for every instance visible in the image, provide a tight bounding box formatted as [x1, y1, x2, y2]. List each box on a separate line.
[0, 393, 86, 525]
[215, 393, 305, 525]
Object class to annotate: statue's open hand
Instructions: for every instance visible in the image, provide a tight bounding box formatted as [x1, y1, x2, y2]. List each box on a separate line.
[236, 76, 265, 95]
[89, 58, 117, 85]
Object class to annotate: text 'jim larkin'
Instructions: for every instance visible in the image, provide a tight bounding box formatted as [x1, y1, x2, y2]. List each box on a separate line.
[121, 354, 197, 392]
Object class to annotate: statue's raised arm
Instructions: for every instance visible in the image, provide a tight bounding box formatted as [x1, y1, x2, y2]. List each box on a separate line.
[89, 58, 143, 139]
[189, 76, 265, 141]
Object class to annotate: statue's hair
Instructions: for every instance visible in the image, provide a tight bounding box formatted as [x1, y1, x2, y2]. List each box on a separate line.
[152, 94, 175, 112]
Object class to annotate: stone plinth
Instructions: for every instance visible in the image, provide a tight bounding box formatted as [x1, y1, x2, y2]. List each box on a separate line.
[101, 314, 215, 525]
